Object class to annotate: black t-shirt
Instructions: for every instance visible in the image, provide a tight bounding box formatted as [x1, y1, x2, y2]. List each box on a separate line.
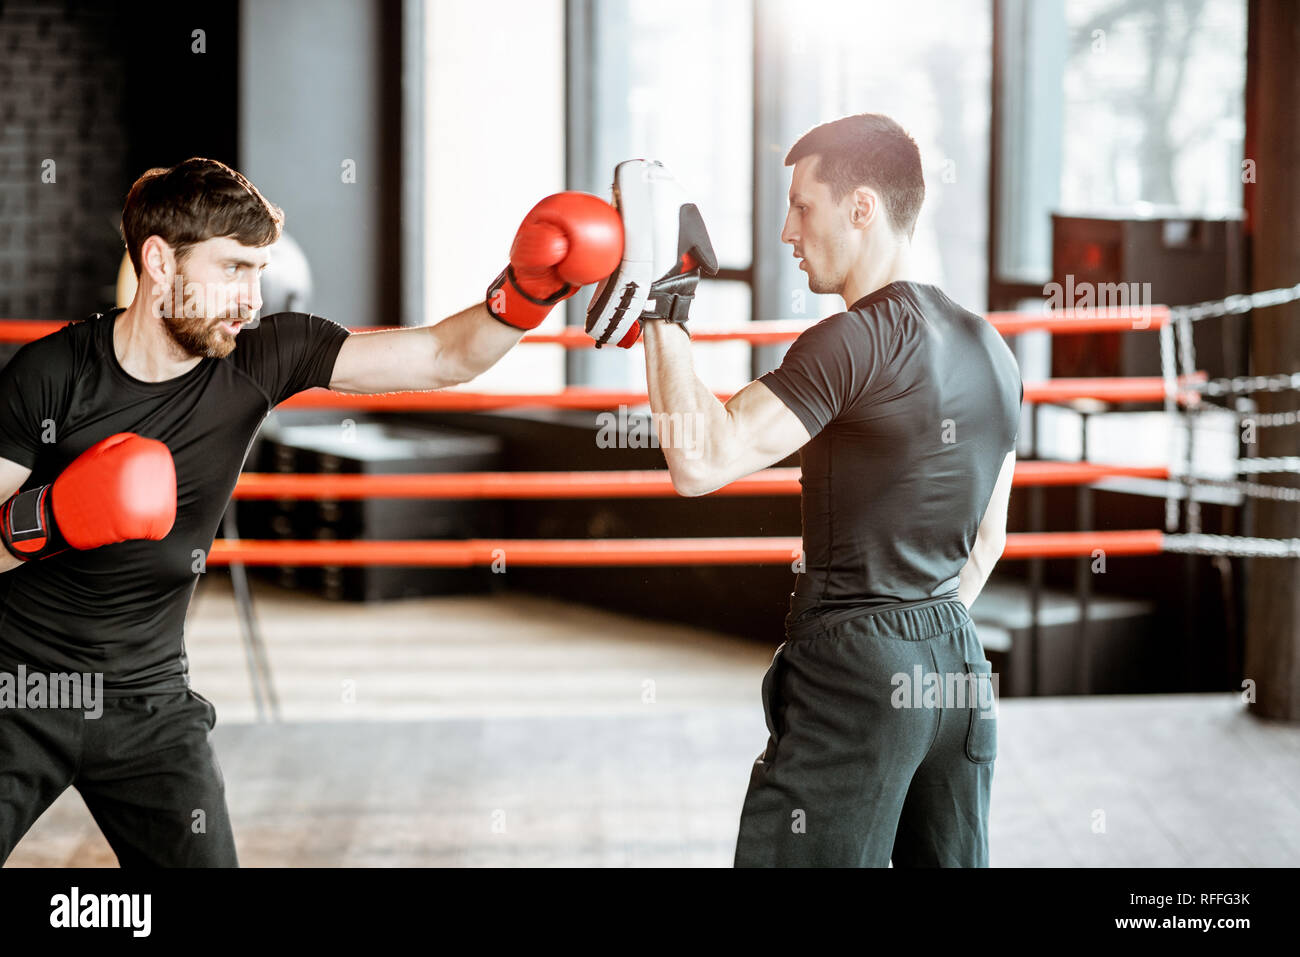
[0, 309, 350, 694]
[759, 281, 1023, 623]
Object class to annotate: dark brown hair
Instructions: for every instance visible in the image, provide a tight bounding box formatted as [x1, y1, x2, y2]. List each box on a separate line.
[121, 157, 284, 273]
[785, 113, 925, 238]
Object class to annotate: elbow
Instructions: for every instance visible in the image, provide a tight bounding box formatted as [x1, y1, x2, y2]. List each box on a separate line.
[669, 438, 735, 498]
[432, 341, 480, 388]
[436, 362, 477, 389]
[669, 464, 714, 498]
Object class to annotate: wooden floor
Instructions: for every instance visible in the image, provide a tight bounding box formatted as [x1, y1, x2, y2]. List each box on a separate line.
[8, 574, 1299, 867]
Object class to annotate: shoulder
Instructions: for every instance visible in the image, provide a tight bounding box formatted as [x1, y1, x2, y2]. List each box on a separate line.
[844, 284, 919, 338]
[229, 311, 347, 353]
[238, 311, 340, 338]
[2, 314, 94, 377]
[803, 290, 908, 353]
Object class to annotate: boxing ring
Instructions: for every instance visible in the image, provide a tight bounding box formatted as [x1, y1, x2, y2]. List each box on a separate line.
[210, 290, 1300, 711]
[5, 294, 1300, 709]
[5, 288, 1300, 867]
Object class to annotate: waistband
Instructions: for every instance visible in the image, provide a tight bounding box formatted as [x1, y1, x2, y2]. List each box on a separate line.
[785, 594, 971, 643]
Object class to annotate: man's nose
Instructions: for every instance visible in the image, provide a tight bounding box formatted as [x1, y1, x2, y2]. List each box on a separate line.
[780, 211, 797, 246]
[244, 279, 263, 315]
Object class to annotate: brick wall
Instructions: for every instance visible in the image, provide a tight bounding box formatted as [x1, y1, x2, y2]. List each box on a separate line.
[0, 1, 128, 321]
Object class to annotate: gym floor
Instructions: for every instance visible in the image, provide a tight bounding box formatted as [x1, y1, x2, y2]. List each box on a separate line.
[9, 575, 1297, 867]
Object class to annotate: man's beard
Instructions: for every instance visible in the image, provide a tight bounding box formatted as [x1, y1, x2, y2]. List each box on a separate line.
[161, 310, 237, 359]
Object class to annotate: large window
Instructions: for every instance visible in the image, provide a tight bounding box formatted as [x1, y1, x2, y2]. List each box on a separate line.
[420, 0, 567, 393]
[412, 0, 994, 392]
[576, 0, 992, 391]
[411, 1, 1245, 390]
[1060, 0, 1246, 216]
[994, 0, 1246, 288]
[572, 0, 754, 391]
[760, 0, 993, 325]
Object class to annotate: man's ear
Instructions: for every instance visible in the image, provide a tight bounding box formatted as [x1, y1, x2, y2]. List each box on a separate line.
[138, 236, 179, 316]
[140, 237, 165, 281]
[140, 235, 183, 288]
[849, 187, 877, 229]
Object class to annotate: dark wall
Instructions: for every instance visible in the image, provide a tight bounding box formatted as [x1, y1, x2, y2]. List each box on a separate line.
[0, 0, 238, 323]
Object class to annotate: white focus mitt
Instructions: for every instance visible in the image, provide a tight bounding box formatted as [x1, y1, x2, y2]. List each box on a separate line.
[585, 159, 718, 349]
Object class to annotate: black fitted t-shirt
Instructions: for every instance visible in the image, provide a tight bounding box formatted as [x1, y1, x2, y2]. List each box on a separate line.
[759, 281, 1023, 623]
[0, 309, 350, 694]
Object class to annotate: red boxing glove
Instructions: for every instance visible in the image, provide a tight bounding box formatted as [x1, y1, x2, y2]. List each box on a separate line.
[0, 433, 177, 562]
[485, 191, 624, 330]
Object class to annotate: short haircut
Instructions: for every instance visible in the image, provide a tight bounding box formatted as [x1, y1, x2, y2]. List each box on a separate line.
[121, 157, 284, 274]
[785, 113, 925, 238]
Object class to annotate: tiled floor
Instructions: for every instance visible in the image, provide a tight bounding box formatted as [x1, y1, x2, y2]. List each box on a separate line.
[7, 574, 1298, 867]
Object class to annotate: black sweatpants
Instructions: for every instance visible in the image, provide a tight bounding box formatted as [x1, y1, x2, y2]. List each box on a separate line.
[734, 596, 996, 867]
[0, 687, 238, 867]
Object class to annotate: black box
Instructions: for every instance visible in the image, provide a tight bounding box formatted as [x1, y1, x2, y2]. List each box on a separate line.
[247, 418, 504, 601]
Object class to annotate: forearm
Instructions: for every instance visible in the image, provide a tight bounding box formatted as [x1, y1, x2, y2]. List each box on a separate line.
[641, 321, 732, 488]
[957, 536, 1005, 609]
[431, 303, 527, 386]
[0, 549, 20, 574]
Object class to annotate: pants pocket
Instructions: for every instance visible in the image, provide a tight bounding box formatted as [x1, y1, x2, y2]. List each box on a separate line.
[964, 659, 997, 764]
[187, 690, 218, 732]
[758, 643, 788, 758]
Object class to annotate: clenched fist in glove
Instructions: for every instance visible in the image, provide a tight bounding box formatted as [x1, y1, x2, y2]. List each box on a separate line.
[486, 192, 625, 331]
[0, 433, 177, 562]
[586, 159, 719, 348]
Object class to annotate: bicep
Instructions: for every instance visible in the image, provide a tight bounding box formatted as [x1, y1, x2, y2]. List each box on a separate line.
[0, 455, 32, 501]
[710, 380, 811, 488]
[977, 450, 1016, 543]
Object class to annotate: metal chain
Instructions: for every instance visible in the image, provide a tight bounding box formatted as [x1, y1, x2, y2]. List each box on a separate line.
[1167, 281, 1300, 323]
[1163, 533, 1300, 558]
[1179, 475, 1300, 503]
[1189, 371, 1300, 398]
[1175, 311, 1201, 533]
[1233, 407, 1300, 428]
[1180, 397, 1293, 427]
[1130, 283, 1300, 552]
[1159, 321, 1180, 532]
[1235, 456, 1300, 474]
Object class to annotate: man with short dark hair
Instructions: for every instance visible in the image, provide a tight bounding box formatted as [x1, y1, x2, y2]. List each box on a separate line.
[634, 113, 1023, 866]
[0, 157, 622, 866]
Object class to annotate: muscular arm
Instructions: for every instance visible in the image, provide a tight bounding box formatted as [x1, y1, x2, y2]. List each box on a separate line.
[0, 456, 33, 574]
[958, 449, 1016, 609]
[328, 303, 525, 394]
[642, 321, 811, 496]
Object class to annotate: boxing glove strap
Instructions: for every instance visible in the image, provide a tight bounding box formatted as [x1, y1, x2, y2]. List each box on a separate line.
[485, 265, 575, 327]
[642, 269, 701, 328]
[0, 484, 68, 562]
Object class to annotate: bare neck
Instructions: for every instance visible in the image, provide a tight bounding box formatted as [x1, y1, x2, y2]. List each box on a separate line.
[114, 295, 202, 383]
[841, 235, 912, 308]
